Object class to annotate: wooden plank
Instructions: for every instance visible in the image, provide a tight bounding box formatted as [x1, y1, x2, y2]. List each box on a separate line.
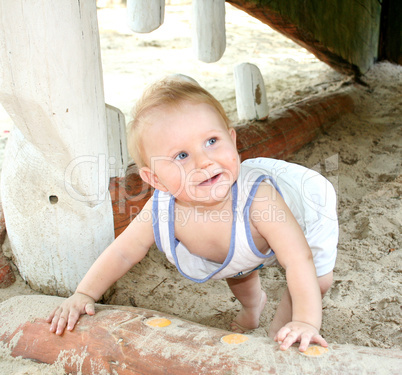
[1, 295, 401, 375]
[226, 0, 382, 76]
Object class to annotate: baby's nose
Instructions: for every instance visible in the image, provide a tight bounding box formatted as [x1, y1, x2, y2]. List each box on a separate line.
[194, 150, 213, 169]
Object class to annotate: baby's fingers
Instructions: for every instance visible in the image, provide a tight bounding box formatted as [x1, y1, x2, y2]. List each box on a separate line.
[298, 334, 313, 352]
[65, 304, 94, 332]
[48, 306, 62, 332]
[85, 302, 95, 316]
[66, 309, 81, 332]
[274, 326, 291, 344]
[46, 306, 58, 323]
[299, 333, 328, 352]
[49, 308, 69, 335]
[311, 333, 328, 348]
[279, 333, 299, 351]
[276, 329, 299, 351]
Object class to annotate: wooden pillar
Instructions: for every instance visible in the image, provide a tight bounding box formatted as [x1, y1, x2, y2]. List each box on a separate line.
[234, 63, 269, 121]
[0, 0, 114, 296]
[127, 0, 165, 33]
[106, 104, 129, 178]
[192, 0, 226, 63]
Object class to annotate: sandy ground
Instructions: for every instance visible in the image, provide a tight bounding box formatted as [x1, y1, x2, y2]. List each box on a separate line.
[0, 3, 401, 373]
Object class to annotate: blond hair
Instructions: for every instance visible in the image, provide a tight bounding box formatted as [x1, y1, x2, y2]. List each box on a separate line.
[127, 76, 231, 168]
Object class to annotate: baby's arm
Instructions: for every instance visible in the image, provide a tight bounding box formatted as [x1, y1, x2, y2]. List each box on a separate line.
[251, 182, 327, 351]
[47, 198, 155, 335]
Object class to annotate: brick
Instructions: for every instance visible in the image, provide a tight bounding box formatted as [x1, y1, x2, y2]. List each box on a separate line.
[0, 253, 15, 288]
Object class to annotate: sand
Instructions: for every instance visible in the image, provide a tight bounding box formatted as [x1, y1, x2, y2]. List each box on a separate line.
[0, 3, 401, 373]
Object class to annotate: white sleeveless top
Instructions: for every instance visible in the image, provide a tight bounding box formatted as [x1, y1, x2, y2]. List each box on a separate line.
[152, 158, 338, 282]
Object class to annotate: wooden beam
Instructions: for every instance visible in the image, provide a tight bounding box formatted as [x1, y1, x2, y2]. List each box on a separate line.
[0, 295, 401, 374]
[226, 0, 382, 76]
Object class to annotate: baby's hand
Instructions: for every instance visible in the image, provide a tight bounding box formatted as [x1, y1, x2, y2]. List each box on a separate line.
[46, 292, 96, 335]
[274, 321, 328, 352]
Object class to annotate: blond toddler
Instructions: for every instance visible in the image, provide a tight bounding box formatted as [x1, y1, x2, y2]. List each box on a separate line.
[48, 76, 338, 352]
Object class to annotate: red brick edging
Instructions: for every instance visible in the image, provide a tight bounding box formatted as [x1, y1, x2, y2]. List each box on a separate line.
[0, 202, 15, 288]
[0, 253, 15, 288]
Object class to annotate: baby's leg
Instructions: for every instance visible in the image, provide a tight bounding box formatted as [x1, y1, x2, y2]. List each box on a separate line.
[268, 271, 333, 338]
[226, 271, 267, 333]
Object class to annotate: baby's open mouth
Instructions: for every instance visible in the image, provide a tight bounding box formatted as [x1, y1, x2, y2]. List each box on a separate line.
[199, 173, 222, 186]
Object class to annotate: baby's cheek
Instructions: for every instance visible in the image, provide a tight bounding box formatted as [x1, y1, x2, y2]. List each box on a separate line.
[232, 155, 241, 173]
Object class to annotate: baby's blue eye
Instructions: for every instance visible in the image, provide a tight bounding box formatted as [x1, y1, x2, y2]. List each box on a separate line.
[175, 152, 188, 160]
[206, 138, 217, 147]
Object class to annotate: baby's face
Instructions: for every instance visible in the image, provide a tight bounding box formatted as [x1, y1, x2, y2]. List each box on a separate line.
[141, 101, 240, 205]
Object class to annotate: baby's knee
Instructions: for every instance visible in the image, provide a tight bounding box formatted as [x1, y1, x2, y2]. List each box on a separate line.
[318, 271, 333, 296]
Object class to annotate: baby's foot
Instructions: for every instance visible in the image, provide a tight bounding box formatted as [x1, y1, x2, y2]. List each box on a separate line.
[230, 290, 267, 333]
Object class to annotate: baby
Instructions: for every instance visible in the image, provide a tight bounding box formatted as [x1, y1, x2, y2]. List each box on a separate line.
[48, 76, 338, 352]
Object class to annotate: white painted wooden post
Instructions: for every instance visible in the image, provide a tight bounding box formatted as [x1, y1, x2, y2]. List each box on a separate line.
[192, 0, 226, 63]
[106, 104, 129, 178]
[0, 0, 114, 296]
[234, 63, 269, 121]
[127, 0, 165, 33]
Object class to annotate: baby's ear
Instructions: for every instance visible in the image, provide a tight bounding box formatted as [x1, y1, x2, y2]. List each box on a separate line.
[139, 167, 168, 192]
[229, 127, 237, 144]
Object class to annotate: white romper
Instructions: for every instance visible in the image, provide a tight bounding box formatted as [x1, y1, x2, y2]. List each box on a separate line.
[152, 158, 338, 283]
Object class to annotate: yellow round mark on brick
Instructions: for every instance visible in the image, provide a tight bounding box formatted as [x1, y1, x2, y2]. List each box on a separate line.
[221, 333, 249, 345]
[300, 346, 329, 357]
[146, 318, 172, 328]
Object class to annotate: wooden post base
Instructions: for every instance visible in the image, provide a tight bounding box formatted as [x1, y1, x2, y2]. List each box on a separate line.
[0, 295, 401, 374]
